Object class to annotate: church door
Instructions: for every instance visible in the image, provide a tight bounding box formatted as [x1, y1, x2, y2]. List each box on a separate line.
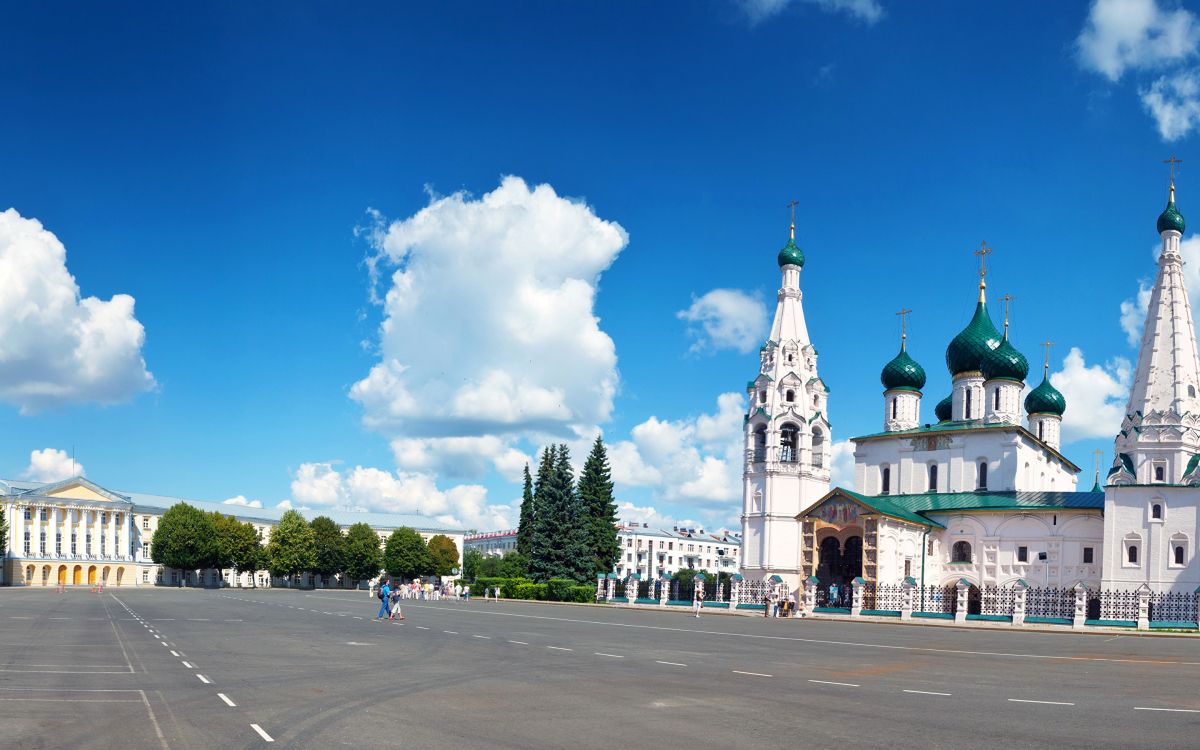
[968, 584, 982, 615]
[841, 536, 863, 580]
[817, 537, 841, 581]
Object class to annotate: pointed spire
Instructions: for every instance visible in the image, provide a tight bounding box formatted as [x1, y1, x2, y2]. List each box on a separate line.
[1092, 449, 1102, 492]
[1000, 294, 1015, 339]
[896, 307, 911, 352]
[788, 199, 798, 241]
[974, 241, 991, 303]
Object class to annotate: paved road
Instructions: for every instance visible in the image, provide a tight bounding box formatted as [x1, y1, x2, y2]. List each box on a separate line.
[1, 588, 1197, 749]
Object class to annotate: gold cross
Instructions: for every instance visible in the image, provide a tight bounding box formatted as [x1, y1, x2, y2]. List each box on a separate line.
[1165, 155, 1183, 184]
[974, 241, 992, 281]
[1000, 294, 1015, 333]
[1093, 448, 1103, 485]
[896, 307, 912, 349]
[1041, 339, 1055, 374]
[787, 199, 799, 240]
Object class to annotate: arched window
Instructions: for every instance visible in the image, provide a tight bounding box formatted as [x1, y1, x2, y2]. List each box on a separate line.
[978, 462, 988, 490]
[1175, 545, 1186, 565]
[752, 425, 767, 462]
[928, 464, 938, 493]
[965, 389, 973, 419]
[785, 389, 794, 403]
[1152, 503, 1163, 520]
[891, 398, 897, 419]
[1191, 385, 1196, 398]
[813, 394, 819, 406]
[881, 467, 891, 495]
[758, 390, 766, 404]
[811, 428, 826, 468]
[1038, 421, 1044, 441]
[780, 423, 799, 463]
[1128, 545, 1138, 564]
[993, 388, 1000, 410]
[1155, 466, 1165, 483]
[952, 541, 971, 563]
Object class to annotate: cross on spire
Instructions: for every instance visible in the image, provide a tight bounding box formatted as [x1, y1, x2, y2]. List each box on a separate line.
[1041, 339, 1055, 376]
[1093, 448, 1103, 487]
[1000, 294, 1015, 336]
[787, 199, 799, 240]
[974, 241, 992, 302]
[896, 307, 912, 350]
[1165, 155, 1183, 185]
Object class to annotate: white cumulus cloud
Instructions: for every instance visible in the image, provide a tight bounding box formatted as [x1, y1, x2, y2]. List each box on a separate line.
[678, 289, 768, 354]
[223, 495, 264, 509]
[1120, 280, 1153, 346]
[1120, 235, 1200, 346]
[739, 0, 884, 25]
[0, 209, 155, 413]
[22, 448, 84, 483]
[1077, 0, 1200, 81]
[1141, 70, 1200, 139]
[1052, 347, 1132, 443]
[828, 439, 856, 491]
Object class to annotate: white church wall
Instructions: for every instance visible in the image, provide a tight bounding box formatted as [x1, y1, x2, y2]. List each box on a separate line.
[1104, 486, 1200, 592]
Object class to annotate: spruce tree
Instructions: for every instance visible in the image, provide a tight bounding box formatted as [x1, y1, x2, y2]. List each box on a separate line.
[554, 444, 593, 583]
[516, 463, 535, 558]
[527, 445, 557, 581]
[578, 435, 620, 578]
[530, 444, 590, 582]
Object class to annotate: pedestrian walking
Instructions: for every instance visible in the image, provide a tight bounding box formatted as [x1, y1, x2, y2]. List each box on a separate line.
[693, 583, 705, 617]
[375, 578, 391, 621]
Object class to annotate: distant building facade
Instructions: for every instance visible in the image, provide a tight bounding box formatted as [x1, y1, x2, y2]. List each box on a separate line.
[464, 529, 518, 558]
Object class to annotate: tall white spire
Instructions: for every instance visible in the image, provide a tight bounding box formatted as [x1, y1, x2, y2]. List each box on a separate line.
[1112, 179, 1200, 485]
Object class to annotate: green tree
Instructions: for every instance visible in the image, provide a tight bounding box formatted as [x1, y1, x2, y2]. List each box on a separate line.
[0, 505, 7, 558]
[529, 444, 591, 583]
[527, 445, 556, 580]
[231, 523, 263, 585]
[152, 503, 218, 573]
[463, 548, 483, 582]
[383, 527, 432, 581]
[578, 435, 620, 577]
[210, 512, 261, 579]
[310, 516, 347, 583]
[426, 534, 459, 576]
[516, 463, 535, 557]
[343, 523, 382, 583]
[498, 551, 528, 578]
[266, 510, 317, 585]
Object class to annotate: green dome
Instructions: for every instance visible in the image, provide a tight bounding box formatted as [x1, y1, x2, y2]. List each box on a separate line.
[1158, 199, 1186, 235]
[945, 298, 1002, 376]
[880, 347, 926, 391]
[1025, 375, 1066, 416]
[981, 335, 1029, 382]
[934, 394, 953, 422]
[777, 238, 806, 268]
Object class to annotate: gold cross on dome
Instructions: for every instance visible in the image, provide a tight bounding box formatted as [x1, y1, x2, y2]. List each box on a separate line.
[787, 199, 799, 239]
[1000, 294, 1016, 333]
[896, 307, 912, 349]
[1041, 339, 1055, 374]
[1165, 155, 1183, 185]
[974, 241, 992, 281]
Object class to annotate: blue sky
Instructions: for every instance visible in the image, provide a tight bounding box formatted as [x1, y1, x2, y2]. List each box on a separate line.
[0, 1, 1197, 531]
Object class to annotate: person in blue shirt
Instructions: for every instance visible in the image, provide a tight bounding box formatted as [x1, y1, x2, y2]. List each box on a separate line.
[375, 578, 391, 621]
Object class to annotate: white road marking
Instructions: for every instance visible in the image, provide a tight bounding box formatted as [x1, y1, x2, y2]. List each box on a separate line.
[443, 630, 458, 635]
[153, 635, 160, 639]
[732, 670, 772, 677]
[160, 642, 169, 647]
[547, 646, 573, 651]
[416, 626, 429, 630]
[1008, 699, 1073, 706]
[251, 723, 274, 742]
[181, 661, 194, 668]
[196, 674, 212, 684]
[473, 635, 490, 639]
[903, 689, 952, 696]
[170, 651, 179, 657]
[656, 660, 687, 667]
[187, 618, 210, 621]
[508, 640, 528, 645]
[810, 679, 860, 687]
[594, 652, 623, 658]
[218, 693, 237, 707]
[1133, 706, 1200, 713]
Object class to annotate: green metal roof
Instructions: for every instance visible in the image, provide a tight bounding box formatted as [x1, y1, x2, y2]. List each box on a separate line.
[1158, 199, 1186, 235]
[822, 488, 1104, 529]
[981, 335, 1029, 383]
[777, 238, 805, 268]
[934, 394, 953, 422]
[881, 346, 927, 391]
[945, 298, 1002, 375]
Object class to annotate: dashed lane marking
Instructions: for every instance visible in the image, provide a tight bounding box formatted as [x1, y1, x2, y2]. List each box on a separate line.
[1133, 707, 1200, 713]
[218, 693, 237, 707]
[1008, 699, 1073, 706]
[547, 646, 573, 651]
[196, 674, 212, 684]
[594, 652, 623, 658]
[508, 640, 528, 645]
[181, 661, 194, 669]
[810, 680, 860, 687]
[443, 631, 458, 635]
[251, 724, 274, 742]
[656, 661, 687, 667]
[903, 690, 952, 696]
[473, 635, 490, 639]
[170, 651, 179, 657]
[732, 670, 772, 677]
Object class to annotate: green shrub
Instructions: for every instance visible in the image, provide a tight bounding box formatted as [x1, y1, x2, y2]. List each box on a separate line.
[567, 585, 595, 603]
[545, 578, 577, 602]
[475, 577, 507, 595]
[514, 583, 547, 600]
[500, 577, 529, 599]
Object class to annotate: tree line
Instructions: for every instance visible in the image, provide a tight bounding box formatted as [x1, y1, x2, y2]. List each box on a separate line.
[150, 504, 459, 585]
[505, 435, 619, 584]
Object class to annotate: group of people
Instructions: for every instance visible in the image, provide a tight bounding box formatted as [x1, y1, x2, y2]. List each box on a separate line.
[373, 578, 489, 621]
[765, 590, 798, 618]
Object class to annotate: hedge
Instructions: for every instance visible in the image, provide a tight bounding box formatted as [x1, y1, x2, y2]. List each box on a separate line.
[514, 583, 547, 600]
[545, 578, 576, 602]
[566, 585, 595, 603]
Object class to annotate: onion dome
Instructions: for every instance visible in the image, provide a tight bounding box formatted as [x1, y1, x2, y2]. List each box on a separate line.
[1025, 375, 1066, 416]
[881, 347, 926, 391]
[945, 296, 1002, 376]
[981, 335, 1029, 382]
[1158, 183, 1186, 235]
[777, 237, 805, 268]
[934, 394, 952, 422]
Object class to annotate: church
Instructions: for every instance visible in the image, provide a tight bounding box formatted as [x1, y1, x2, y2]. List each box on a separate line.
[740, 178, 1200, 605]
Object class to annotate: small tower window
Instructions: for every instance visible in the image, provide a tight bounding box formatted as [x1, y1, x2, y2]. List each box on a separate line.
[891, 398, 897, 419]
[752, 425, 767, 463]
[1191, 385, 1196, 398]
[965, 390, 973, 419]
[758, 390, 766, 404]
[813, 394, 819, 406]
[928, 464, 939, 493]
[785, 389, 794, 403]
[881, 467, 891, 495]
[1038, 421, 1044, 441]
[811, 427, 826, 468]
[1152, 503, 1163, 520]
[1128, 545, 1139, 564]
[978, 462, 988, 490]
[1154, 466, 1165, 483]
[993, 388, 1000, 410]
[951, 541, 971, 563]
[1017, 546, 1028, 563]
[780, 423, 799, 463]
[1175, 545, 1186, 565]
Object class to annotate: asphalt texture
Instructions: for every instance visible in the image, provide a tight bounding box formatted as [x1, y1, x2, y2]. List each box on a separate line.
[1, 588, 1198, 749]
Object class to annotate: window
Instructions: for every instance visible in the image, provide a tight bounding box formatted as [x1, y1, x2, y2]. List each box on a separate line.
[813, 394, 819, 406]
[70, 533, 77, 556]
[23, 531, 30, 556]
[881, 467, 891, 495]
[40, 508, 47, 521]
[758, 390, 766, 404]
[1154, 466, 1165, 483]
[55, 533, 61, 556]
[927, 539, 934, 556]
[668, 556, 672, 564]
[668, 542, 673, 551]
[753, 425, 767, 462]
[965, 389, 973, 419]
[780, 423, 800, 463]
[978, 462, 988, 490]
[39, 532, 46, 556]
[1017, 546, 1028, 563]
[1127, 544, 1139, 564]
[951, 541, 971, 563]
[626, 553, 632, 562]
[1038, 422, 1044, 441]
[143, 569, 149, 583]
[929, 464, 938, 493]
[785, 389, 794, 403]
[904, 558, 912, 577]
[1191, 385, 1197, 398]
[1175, 546, 1186, 565]
[627, 538, 633, 548]
[1152, 504, 1163, 520]
[22, 507, 30, 521]
[811, 428, 825, 468]
[142, 517, 149, 530]
[891, 398, 897, 419]
[1083, 547, 1094, 564]
[993, 388, 1000, 410]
